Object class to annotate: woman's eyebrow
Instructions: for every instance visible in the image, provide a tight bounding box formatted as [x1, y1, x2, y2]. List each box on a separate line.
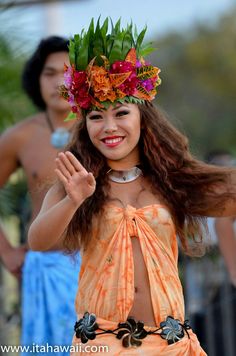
[86, 112, 102, 119]
[112, 104, 128, 111]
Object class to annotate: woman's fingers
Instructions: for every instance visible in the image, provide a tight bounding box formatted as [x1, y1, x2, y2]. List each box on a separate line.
[55, 168, 68, 185]
[65, 151, 87, 173]
[55, 157, 71, 179]
[87, 172, 96, 187]
[55, 152, 95, 197]
[58, 152, 76, 175]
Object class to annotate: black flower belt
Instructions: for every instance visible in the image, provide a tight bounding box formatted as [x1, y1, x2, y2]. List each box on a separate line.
[74, 312, 191, 348]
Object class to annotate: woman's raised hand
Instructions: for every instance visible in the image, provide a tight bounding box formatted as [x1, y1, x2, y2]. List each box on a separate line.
[55, 151, 96, 207]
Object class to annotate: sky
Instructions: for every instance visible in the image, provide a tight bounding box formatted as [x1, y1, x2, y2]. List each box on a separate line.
[1, 0, 235, 52]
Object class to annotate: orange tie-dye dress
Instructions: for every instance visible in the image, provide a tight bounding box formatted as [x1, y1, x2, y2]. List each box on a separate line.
[72, 204, 207, 355]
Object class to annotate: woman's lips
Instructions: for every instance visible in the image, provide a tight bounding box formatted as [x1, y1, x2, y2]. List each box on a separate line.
[101, 136, 124, 148]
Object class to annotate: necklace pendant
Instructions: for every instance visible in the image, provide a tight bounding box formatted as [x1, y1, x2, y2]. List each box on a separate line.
[51, 128, 71, 149]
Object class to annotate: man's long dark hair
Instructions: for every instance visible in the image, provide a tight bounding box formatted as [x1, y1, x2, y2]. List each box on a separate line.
[22, 36, 69, 110]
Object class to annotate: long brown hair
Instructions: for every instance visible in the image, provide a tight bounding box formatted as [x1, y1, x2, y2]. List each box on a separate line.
[64, 102, 234, 253]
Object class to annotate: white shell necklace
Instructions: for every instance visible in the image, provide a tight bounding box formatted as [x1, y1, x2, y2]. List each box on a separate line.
[107, 166, 142, 183]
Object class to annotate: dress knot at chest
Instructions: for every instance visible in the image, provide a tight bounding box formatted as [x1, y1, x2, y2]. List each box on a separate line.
[124, 205, 137, 220]
[124, 205, 139, 237]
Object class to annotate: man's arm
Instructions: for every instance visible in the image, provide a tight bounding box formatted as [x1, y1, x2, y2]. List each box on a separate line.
[0, 125, 27, 277]
[0, 126, 22, 186]
[215, 216, 236, 287]
[0, 224, 27, 278]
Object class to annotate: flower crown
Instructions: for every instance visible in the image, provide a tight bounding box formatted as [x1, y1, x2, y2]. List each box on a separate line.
[60, 18, 161, 115]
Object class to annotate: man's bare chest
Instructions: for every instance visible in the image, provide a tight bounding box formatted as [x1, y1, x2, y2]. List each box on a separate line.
[18, 137, 59, 189]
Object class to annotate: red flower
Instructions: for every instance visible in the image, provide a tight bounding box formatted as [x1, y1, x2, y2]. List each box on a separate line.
[73, 71, 87, 86]
[75, 87, 91, 109]
[78, 96, 91, 109]
[72, 106, 78, 113]
[120, 72, 138, 95]
[110, 61, 134, 73]
[110, 60, 138, 95]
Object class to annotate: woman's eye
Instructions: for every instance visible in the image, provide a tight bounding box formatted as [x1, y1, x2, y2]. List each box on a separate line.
[116, 110, 129, 117]
[88, 115, 103, 120]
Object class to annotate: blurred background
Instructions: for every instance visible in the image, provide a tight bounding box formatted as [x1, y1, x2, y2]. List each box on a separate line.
[1, 0, 236, 154]
[0, 0, 236, 355]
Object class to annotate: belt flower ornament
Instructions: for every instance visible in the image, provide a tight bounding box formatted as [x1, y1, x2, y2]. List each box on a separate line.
[74, 312, 98, 343]
[116, 318, 148, 347]
[74, 313, 191, 348]
[160, 316, 189, 345]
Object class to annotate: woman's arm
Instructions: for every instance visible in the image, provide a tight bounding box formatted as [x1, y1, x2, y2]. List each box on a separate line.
[28, 185, 79, 251]
[28, 151, 96, 251]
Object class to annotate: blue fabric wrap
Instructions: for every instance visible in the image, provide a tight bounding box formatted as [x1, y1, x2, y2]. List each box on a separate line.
[21, 250, 81, 355]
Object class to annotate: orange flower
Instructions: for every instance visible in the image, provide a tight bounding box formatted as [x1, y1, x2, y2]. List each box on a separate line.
[95, 90, 117, 102]
[115, 88, 127, 99]
[90, 66, 116, 102]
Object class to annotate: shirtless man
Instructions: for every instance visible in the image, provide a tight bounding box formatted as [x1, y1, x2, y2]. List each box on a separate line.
[0, 36, 81, 352]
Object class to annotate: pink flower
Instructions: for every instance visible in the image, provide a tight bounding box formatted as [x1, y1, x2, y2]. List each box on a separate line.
[141, 78, 154, 91]
[64, 66, 73, 89]
[68, 93, 75, 105]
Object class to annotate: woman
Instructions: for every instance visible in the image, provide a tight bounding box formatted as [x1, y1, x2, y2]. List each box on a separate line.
[28, 18, 236, 355]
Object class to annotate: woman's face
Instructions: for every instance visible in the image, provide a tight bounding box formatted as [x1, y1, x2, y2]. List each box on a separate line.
[86, 103, 141, 168]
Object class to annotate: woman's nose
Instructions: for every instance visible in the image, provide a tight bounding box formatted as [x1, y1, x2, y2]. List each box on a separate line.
[104, 118, 117, 133]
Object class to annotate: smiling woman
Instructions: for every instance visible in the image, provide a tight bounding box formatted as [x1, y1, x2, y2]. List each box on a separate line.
[86, 104, 141, 167]
[28, 18, 236, 355]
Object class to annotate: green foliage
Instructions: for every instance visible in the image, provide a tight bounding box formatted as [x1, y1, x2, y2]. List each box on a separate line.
[0, 35, 33, 218]
[0, 34, 35, 132]
[0, 170, 29, 234]
[151, 7, 236, 157]
[64, 111, 77, 122]
[70, 18, 156, 70]
[0, 175, 28, 217]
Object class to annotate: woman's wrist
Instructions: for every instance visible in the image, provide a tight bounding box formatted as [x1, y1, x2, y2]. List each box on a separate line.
[63, 194, 85, 211]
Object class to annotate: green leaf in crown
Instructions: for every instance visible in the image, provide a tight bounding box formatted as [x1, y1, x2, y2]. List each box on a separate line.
[69, 17, 156, 67]
[60, 17, 161, 116]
